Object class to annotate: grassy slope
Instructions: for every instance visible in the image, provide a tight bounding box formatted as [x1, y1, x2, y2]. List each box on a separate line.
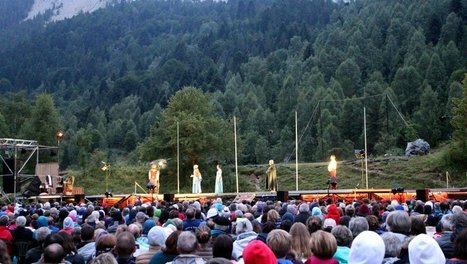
[73, 146, 466, 195]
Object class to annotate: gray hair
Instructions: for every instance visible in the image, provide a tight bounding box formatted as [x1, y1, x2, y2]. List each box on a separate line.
[177, 231, 198, 254]
[172, 218, 183, 231]
[331, 225, 353, 247]
[386, 211, 411, 235]
[299, 203, 309, 213]
[36, 227, 51, 242]
[16, 216, 27, 227]
[381, 232, 402, 257]
[349, 217, 369, 238]
[345, 205, 355, 216]
[439, 214, 453, 231]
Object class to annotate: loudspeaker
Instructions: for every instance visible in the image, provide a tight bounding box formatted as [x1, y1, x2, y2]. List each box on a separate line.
[276, 191, 288, 202]
[164, 193, 175, 203]
[416, 189, 429, 202]
[2, 158, 15, 193]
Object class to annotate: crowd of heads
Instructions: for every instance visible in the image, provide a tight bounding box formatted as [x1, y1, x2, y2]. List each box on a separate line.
[0, 195, 466, 264]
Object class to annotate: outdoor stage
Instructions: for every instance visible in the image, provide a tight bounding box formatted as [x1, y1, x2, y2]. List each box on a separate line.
[94, 187, 467, 208]
[17, 187, 466, 207]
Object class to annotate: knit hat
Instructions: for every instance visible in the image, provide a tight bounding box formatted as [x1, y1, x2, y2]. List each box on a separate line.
[357, 204, 371, 217]
[213, 216, 231, 226]
[207, 208, 218, 219]
[408, 234, 445, 264]
[242, 240, 277, 264]
[63, 217, 74, 229]
[148, 226, 168, 246]
[281, 212, 295, 222]
[348, 231, 385, 264]
[323, 218, 337, 229]
[143, 219, 156, 235]
[37, 216, 48, 227]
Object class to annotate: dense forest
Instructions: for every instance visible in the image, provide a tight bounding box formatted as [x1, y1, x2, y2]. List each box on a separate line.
[0, 0, 466, 176]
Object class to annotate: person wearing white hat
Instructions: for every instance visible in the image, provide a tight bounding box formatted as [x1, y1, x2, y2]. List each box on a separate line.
[409, 234, 446, 264]
[348, 231, 385, 264]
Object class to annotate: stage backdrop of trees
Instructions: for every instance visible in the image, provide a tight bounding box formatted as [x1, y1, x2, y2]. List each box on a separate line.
[0, 0, 466, 176]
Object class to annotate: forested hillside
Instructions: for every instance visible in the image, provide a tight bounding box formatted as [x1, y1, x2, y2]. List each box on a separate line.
[0, 0, 466, 175]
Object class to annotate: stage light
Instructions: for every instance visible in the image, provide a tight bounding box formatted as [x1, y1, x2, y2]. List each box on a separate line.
[105, 191, 113, 198]
[56, 130, 65, 141]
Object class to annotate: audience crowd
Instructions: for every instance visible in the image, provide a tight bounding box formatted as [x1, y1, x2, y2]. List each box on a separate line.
[0, 195, 466, 264]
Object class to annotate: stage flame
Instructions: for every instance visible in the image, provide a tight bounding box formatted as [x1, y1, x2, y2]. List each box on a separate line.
[328, 155, 337, 177]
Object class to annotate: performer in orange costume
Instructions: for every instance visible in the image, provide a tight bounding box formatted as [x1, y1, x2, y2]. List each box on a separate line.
[148, 164, 160, 193]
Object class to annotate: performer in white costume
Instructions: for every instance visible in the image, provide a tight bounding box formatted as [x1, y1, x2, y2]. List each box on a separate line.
[215, 164, 223, 194]
[191, 164, 202, 194]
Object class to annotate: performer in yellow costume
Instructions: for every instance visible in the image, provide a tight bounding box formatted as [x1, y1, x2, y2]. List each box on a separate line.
[191, 164, 202, 194]
[266, 160, 277, 191]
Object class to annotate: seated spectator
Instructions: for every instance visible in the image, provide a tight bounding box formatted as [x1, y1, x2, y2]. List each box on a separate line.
[0, 215, 12, 255]
[446, 228, 467, 264]
[348, 217, 368, 238]
[195, 225, 213, 260]
[25, 227, 51, 263]
[42, 243, 66, 264]
[267, 229, 298, 264]
[366, 215, 383, 234]
[408, 234, 445, 264]
[232, 219, 256, 261]
[436, 214, 454, 258]
[306, 230, 338, 264]
[257, 221, 275, 243]
[331, 225, 352, 264]
[183, 208, 202, 232]
[115, 231, 137, 264]
[12, 215, 33, 263]
[348, 231, 385, 264]
[410, 216, 426, 236]
[323, 218, 336, 232]
[90, 252, 117, 264]
[149, 231, 180, 264]
[212, 234, 233, 261]
[305, 216, 322, 234]
[0, 240, 11, 264]
[59, 217, 75, 235]
[136, 226, 167, 264]
[294, 203, 310, 225]
[57, 232, 85, 264]
[93, 233, 116, 258]
[77, 224, 96, 262]
[325, 205, 341, 224]
[289, 222, 312, 262]
[242, 240, 276, 264]
[381, 232, 401, 264]
[168, 231, 205, 264]
[385, 211, 411, 243]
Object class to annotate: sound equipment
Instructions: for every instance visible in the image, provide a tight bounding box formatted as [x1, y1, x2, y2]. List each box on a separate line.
[2, 158, 15, 193]
[164, 193, 175, 203]
[22, 176, 41, 197]
[277, 191, 289, 202]
[416, 189, 429, 202]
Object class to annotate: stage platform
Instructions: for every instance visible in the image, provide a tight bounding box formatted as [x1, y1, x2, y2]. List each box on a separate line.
[15, 187, 466, 207]
[97, 187, 466, 207]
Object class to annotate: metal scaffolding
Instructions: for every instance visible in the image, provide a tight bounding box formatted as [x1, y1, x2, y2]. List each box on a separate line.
[0, 138, 39, 199]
